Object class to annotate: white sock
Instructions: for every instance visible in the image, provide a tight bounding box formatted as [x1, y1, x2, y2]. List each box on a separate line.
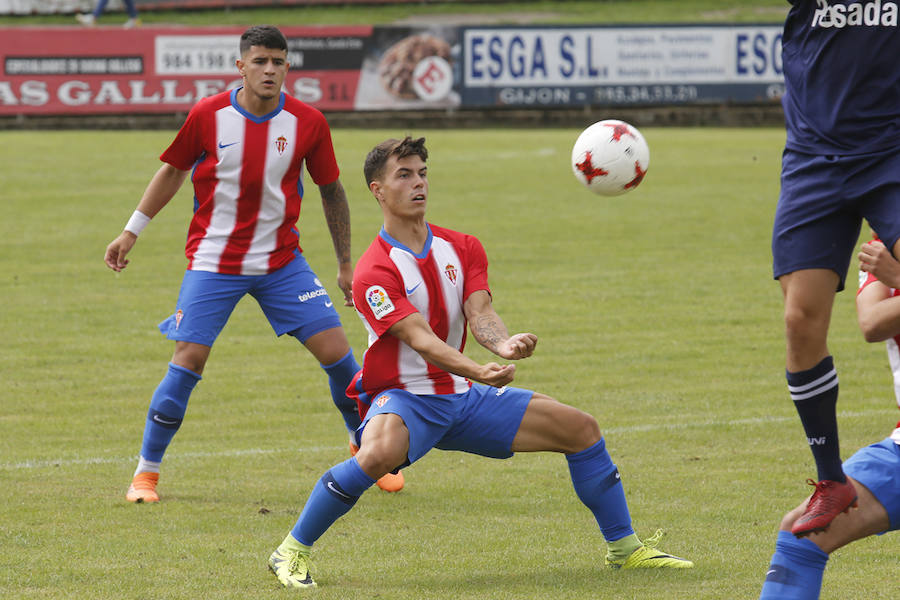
[134, 456, 161, 476]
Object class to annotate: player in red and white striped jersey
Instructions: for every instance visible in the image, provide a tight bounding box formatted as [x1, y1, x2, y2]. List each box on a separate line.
[349, 223, 488, 403]
[267, 136, 692, 590]
[103, 25, 380, 503]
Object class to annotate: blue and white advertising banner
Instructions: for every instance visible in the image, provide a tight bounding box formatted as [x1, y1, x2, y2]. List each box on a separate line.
[461, 25, 784, 107]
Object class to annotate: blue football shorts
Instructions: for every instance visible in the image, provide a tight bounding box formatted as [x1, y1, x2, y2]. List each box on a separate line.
[772, 147, 900, 291]
[843, 437, 900, 532]
[357, 384, 533, 467]
[158, 254, 342, 346]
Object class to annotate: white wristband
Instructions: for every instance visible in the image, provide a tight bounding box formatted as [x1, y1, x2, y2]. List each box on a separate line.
[124, 210, 151, 236]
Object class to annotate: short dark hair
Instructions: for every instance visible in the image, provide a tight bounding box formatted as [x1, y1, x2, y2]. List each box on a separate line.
[240, 25, 287, 55]
[364, 136, 429, 185]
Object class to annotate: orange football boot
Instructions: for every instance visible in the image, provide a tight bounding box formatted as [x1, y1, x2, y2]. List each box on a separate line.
[125, 472, 160, 503]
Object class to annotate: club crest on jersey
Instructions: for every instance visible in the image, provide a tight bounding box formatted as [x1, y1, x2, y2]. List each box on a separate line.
[174, 309, 184, 330]
[375, 394, 390, 408]
[365, 285, 395, 320]
[444, 263, 458, 285]
[275, 135, 288, 155]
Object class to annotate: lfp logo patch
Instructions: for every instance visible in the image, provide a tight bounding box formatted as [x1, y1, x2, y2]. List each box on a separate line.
[365, 285, 395, 320]
[375, 395, 390, 407]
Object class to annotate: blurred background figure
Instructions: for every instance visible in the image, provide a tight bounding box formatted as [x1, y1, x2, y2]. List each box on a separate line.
[77, 0, 140, 28]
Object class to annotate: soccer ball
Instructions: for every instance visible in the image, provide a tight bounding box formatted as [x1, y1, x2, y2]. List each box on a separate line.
[571, 119, 650, 196]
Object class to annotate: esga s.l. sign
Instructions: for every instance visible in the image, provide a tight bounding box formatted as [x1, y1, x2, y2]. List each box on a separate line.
[461, 25, 784, 107]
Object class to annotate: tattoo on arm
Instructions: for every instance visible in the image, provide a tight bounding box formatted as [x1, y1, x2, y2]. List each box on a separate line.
[319, 180, 352, 264]
[471, 313, 508, 354]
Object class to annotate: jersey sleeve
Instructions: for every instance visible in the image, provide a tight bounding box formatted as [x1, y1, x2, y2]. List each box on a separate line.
[303, 111, 340, 186]
[159, 104, 206, 170]
[353, 263, 419, 337]
[462, 234, 491, 301]
[858, 270, 879, 296]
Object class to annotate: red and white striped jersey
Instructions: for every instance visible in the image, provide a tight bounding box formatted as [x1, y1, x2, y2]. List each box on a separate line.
[858, 269, 900, 444]
[352, 224, 490, 398]
[160, 88, 340, 275]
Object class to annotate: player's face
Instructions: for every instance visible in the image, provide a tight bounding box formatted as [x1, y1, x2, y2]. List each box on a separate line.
[373, 155, 428, 220]
[237, 46, 289, 102]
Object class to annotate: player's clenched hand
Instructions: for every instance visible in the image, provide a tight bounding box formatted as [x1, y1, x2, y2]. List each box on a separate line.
[104, 232, 137, 272]
[497, 333, 538, 360]
[475, 362, 516, 387]
[859, 240, 900, 288]
[337, 262, 354, 306]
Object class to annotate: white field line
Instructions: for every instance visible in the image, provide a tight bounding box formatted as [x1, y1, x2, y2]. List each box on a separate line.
[0, 409, 891, 471]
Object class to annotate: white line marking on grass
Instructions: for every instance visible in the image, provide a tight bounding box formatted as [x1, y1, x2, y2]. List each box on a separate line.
[1, 409, 891, 471]
[0, 445, 344, 471]
[603, 409, 888, 435]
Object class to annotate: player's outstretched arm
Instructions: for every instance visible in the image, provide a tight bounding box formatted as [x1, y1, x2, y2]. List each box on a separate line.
[104, 163, 189, 272]
[464, 290, 537, 360]
[318, 179, 353, 306]
[388, 312, 516, 387]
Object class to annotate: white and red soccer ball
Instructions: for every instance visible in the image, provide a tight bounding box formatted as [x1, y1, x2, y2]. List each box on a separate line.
[571, 119, 650, 196]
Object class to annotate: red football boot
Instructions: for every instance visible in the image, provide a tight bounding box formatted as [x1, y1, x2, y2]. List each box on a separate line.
[791, 478, 858, 537]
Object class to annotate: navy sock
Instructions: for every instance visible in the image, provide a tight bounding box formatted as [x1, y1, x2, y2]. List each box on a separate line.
[139, 362, 200, 462]
[787, 356, 845, 482]
[321, 350, 362, 434]
[291, 457, 374, 546]
[759, 530, 828, 600]
[566, 438, 634, 542]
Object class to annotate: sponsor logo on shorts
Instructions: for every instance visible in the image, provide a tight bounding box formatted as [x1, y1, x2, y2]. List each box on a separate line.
[298, 288, 329, 302]
[375, 394, 390, 407]
[366, 286, 395, 320]
[495, 386, 508, 396]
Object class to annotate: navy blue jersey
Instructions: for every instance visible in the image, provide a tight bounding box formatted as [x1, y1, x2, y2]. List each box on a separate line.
[781, 0, 900, 155]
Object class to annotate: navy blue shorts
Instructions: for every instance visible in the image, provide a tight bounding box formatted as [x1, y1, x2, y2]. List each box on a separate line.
[772, 148, 900, 291]
[843, 437, 900, 532]
[357, 384, 533, 467]
[158, 254, 342, 346]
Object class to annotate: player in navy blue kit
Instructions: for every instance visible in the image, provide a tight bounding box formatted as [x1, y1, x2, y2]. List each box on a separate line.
[759, 237, 900, 600]
[770, 0, 900, 539]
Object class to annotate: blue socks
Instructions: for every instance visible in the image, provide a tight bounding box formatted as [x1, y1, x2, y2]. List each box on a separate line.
[759, 530, 829, 600]
[566, 438, 635, 542]
[291, 457, 375, 546]
[788, 356, 845, 482]
[139, 362, 200, 462]
[321, 350, 362, 434]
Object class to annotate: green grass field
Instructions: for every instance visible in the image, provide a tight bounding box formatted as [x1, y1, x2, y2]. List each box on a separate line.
[2, 125, 896, 599]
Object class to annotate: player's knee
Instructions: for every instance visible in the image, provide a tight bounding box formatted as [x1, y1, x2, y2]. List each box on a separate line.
[569, 410, 602, 453]
[779, 501, 808, 532]
[783, 304, 827, 340]
[355, 441, 406, 479]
